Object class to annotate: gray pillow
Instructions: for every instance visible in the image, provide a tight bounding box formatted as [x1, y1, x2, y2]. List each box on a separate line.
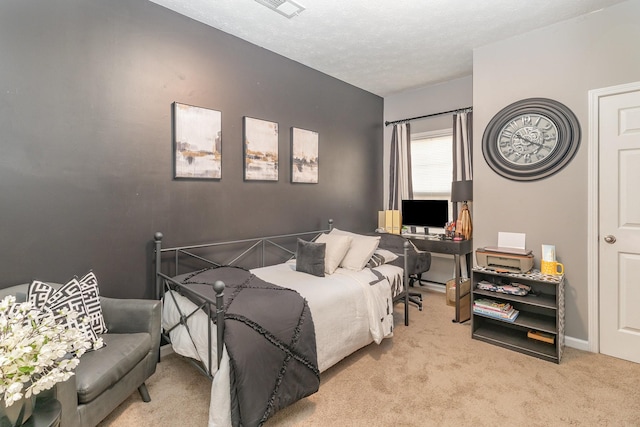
[296, 238, 326, 277]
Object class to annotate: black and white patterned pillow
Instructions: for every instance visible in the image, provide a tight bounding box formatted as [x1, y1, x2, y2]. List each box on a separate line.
[28, 279, 99, 347]
[27, 280, 55, 309]
[77, 271, 108, 334]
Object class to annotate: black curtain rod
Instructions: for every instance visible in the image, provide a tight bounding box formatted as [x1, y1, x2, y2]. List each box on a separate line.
[384, 106, 473, 127]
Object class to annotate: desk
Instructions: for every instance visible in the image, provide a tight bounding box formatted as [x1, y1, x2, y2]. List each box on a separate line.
[406, 236, 473, 323]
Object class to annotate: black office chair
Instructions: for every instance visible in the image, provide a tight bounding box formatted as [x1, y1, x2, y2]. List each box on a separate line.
[373, 233, 432, 311]
[407, 254, 432, 311]
[408, 274, 424, 309]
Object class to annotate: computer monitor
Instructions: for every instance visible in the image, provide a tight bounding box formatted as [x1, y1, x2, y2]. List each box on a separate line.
[401, 199, 449, 233]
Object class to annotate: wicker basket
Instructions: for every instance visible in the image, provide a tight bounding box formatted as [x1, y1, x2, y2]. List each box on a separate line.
[445, 278, 471, 306]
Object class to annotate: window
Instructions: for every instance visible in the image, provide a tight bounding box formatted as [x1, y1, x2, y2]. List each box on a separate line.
[410, 130, 453, 201]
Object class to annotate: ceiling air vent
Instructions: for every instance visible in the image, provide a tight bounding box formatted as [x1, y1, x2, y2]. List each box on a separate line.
[254, 0, 305, 19]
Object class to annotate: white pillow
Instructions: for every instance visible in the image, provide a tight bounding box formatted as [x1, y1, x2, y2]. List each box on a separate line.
[315, 233, 352, 274]
[329, 228, 381, 271]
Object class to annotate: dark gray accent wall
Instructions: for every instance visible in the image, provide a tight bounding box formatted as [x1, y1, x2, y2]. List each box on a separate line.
[0, 0, 383, 298]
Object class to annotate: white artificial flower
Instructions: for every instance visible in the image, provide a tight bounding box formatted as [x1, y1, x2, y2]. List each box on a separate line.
[0, 296, 14, 311]
[0, 296, 91, 406]
[93, 337, 105, 350]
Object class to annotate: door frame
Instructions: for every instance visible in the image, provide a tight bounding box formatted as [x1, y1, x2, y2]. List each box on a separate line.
[587, 80, 640, 354]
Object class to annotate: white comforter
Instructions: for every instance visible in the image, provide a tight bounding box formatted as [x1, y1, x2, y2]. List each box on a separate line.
[161, 261, 402, 427]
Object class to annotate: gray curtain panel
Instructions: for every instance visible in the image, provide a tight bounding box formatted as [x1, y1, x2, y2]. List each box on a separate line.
[388, 123, 412, 210]
[452, 112, 473, 182]
[451, 111, 473, 258]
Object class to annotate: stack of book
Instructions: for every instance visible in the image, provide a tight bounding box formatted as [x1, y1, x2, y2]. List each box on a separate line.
[473, 298, 519, 322]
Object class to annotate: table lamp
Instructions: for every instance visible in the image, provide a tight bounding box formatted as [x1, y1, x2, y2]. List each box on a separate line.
[451, 180, 473, 240]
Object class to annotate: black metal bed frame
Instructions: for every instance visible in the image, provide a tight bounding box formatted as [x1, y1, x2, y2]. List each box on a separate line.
[153, 219, 412, 378]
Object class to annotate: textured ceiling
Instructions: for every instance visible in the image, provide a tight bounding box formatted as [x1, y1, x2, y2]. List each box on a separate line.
[148, 0, 626, 96]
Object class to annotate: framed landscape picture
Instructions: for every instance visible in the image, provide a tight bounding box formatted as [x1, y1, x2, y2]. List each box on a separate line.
[243, 116, 279, 181]
[173, 102, 222, 179]
[291, 127, 319, 183]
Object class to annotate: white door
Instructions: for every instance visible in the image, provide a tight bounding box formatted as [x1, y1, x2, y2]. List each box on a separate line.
[599, 87, 640, 363]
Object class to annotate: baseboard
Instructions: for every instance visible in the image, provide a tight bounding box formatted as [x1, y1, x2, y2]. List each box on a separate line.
[414, 280, 446, 293]
[565, 335, 590, 352]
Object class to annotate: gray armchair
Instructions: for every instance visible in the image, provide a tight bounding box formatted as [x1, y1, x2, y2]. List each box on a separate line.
[0, 284, 161, 427]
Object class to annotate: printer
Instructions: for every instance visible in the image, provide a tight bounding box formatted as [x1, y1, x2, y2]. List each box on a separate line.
[476, 246, 534, 273]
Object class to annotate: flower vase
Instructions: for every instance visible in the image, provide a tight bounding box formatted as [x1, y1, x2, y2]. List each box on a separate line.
[0, 395, 35, 427]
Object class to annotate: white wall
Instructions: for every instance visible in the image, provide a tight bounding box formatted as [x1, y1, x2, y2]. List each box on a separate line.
[384, 77, 473, 284]
[473, 0, 640, 341]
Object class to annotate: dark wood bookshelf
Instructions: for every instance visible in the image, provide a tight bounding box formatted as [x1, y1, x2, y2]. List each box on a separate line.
[471, 267, 564, 363]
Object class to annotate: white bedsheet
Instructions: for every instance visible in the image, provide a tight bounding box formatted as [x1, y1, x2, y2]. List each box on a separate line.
[161, 261, 402, 427]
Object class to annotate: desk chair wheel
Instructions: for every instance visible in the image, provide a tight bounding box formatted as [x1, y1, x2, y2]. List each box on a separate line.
[408, 275, 423, 311]
[409, 292, 423, 311]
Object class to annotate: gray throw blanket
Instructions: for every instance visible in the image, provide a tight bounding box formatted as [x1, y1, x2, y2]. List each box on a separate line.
[180, 266, 320, 427]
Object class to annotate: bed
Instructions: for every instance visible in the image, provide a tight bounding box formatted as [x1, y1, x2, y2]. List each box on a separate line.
[153, 221, 423, 427]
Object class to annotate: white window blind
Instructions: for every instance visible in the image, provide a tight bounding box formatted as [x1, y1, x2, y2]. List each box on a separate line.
[411, 130, 453, 200]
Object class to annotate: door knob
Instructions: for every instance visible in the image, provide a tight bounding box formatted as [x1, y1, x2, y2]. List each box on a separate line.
[604, 235, 616, 244]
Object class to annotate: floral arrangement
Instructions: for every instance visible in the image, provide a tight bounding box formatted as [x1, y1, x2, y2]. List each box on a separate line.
[0, 295, 93, 407]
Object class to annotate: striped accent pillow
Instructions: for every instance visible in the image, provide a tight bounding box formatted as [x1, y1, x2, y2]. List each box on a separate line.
[367, 249, 399, 268]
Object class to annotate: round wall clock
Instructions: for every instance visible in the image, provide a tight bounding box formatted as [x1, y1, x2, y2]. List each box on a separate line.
[482, 98, 581, 181]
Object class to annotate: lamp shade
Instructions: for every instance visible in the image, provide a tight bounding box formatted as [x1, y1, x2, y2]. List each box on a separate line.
[451, 180, 473, 202]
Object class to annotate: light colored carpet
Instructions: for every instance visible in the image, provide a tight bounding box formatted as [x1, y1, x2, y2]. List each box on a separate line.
[98, 289, 640, 426]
